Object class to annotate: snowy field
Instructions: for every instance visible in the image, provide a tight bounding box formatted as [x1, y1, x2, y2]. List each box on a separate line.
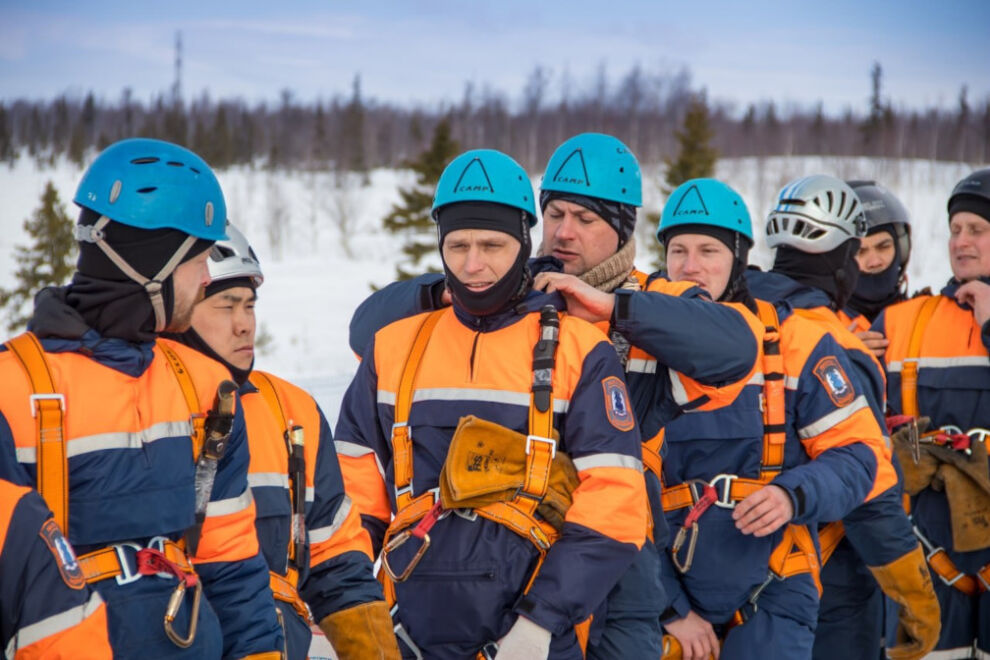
[0, 154, 983, 426]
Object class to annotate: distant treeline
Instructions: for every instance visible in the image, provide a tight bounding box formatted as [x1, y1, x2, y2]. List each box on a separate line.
[0, 64, 987, 172]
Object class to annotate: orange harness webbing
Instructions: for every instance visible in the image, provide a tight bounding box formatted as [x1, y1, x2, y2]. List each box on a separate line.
[660, 301, 821, 592]
[5, 332, 68, 533]
[248, 371, 312, 622]
[381, 310, 560, 574]
[379, 309, 565, 638]
[900, 296, 940, 418]
[926, 552, 990, 597]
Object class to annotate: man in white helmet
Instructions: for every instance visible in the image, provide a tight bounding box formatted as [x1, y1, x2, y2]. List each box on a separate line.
[748, 175, 939, 660]
[166, 223, 400, 660]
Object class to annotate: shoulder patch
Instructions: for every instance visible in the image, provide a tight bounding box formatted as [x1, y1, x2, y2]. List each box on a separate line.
[39, 518, 85, 589]
[602, 376, 635, 431]
[813, 356, 855, 407]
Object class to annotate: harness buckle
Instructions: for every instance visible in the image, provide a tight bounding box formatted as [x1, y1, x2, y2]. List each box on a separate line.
[29, 393, 65, 417]
[114, 542, 145, 586]
[708, 473, 738, 509]
[525, 435, 557, 459]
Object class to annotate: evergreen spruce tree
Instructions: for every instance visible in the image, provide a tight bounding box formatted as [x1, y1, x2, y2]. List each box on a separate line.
[382, 118, 459, 280]
[0, 182, 77, 330]
[648, 94, 718, 268]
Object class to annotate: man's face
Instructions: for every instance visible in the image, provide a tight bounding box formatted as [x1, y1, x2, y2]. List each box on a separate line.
[190, 286, 257, 370]
[949, 211, 990, 281]
[541, 199, 619, 275]
[665, 233, 734, 300]
[165, 250, 211, 333]
[855, 230, 897, 274]
[442, 228, 521, 291]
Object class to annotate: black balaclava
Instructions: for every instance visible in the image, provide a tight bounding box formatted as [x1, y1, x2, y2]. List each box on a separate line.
[662, 223, 755, 309]
[69, 208, 212, 343]
[847, 226, 903, 321]
[540, 190, 637, 248]
[772, 240, 862, 310]
[436, 201, 532, 317]
[165, 276, 257, 386]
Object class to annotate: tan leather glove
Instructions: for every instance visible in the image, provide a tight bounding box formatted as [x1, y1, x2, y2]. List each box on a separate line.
[318, 601, 400, 660]
[868, 546, 941, 660]
[439, 415, 579, 531]
[932, 437, 990, 551]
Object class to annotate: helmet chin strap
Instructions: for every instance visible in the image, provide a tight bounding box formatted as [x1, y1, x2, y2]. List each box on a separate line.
[76, 215, 198, 332]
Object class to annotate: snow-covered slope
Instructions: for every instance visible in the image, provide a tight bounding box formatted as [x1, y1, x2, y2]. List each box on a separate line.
[0, 155, 982, 424]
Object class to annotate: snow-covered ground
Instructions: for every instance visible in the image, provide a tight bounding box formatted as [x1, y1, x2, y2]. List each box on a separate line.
[0, 154, 983, 425]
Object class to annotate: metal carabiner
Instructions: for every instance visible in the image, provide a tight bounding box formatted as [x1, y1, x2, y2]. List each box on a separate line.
[164, 577, 201, 648]
[671, 522, 700, 573]
[381, 530, 432, 582]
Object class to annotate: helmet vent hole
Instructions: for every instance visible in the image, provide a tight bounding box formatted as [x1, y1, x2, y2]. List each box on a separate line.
[807, 228, 826, 240]
[130, 157, 159, 165]
[782, 217, 790, 231]
[136, 186, 157, 194]
[793, 219, 805, 235]
[210, 245, 235, 261]
[622, 187, 627, 194]
[619, 167, 625, 173]
[166, 161, 183, 167]
[190, 167, 201, 175]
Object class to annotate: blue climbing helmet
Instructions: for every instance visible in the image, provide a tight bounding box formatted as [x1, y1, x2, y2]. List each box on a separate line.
[74, 138, 227, 241]
[540, 133, 642, 207]
[657, 178, 753, 245]
[432, 149, 536, 224]
[73, 138, 228, 332]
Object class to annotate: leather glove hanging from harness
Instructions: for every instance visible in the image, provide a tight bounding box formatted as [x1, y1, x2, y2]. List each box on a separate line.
[930, 437, 990, 552]
[438, 415, 580, 531]
[892, 418, 990, 551]
[317, 601, 401, 660]
[867, 545, 941, 660]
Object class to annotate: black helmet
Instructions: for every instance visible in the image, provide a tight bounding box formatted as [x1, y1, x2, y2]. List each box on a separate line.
[847, 180, 911, 270]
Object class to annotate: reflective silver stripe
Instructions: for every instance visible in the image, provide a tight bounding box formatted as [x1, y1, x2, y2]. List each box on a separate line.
[786, 376, 800, 390]
[378, 387, 570, 413]
[974, 645, 989, 659]
[670, 371, 689, 406]
[248, 472, 289, 489]
[335, 440, 373, 457]
[334, 441, 386, 480]
[306, 486, 315, 503]
[798, 395, 869, 439]
[15, 420, 192, 463]
[747, 372, 765, 386]
[925, 647, 980, 660]
[888, 356, 990, 372]
[573, 453, 643, 472]
[6, 591, 103, 658]
[308, 495, 352, 545]
[205, 489, 254, 517]
[626, 358, 657, 374]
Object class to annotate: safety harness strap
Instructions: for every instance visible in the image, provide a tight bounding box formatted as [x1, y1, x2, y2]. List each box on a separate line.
[157, 340, 206, 460]
[5, 332, 68, 533]
[769, 524, 822, 594]
[900, 296, 940, 418]
[249, 371, 308, 566]
[270, 568, 311, 622]
[755, 300, 786, 480]
[392, 310, 446, 511]
[818, 521, 845, 566]
[77, 538, 194, 585]
[661, 478, 765, 511]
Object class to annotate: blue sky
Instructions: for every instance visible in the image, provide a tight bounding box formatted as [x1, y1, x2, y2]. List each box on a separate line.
[1, 0, 988, 115]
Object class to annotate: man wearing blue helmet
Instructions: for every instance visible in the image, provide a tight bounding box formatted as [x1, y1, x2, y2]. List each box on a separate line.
[348, 134, 769, 658]
[334, 148, 651, 659]
[0, 138, 284, 659]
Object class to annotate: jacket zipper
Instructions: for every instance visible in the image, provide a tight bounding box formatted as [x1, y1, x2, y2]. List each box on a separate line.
[468, 331, 480, 382]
